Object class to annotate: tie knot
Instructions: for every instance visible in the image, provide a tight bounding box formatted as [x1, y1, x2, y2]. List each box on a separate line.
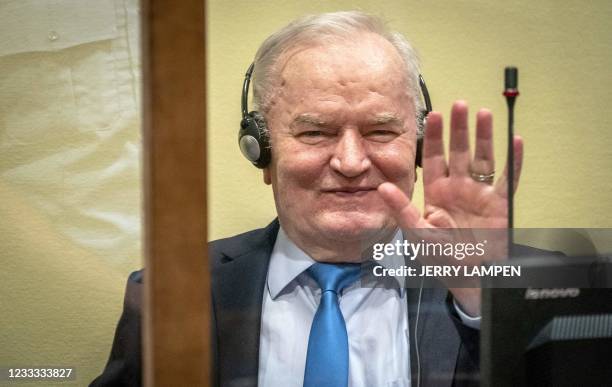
[307, 262, 361, 294]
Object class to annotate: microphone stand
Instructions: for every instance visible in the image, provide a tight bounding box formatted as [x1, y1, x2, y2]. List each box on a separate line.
[503, 67, 519, 257]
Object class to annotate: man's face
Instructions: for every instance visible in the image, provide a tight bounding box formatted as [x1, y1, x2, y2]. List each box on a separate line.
[264, 33, 418, 253]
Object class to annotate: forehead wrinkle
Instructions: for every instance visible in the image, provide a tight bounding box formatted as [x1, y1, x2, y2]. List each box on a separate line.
[278, 34, 407, 87]
[267, 35, 415, 134]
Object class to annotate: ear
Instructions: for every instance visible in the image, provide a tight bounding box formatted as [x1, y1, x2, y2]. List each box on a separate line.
[263, 167, 272, 185]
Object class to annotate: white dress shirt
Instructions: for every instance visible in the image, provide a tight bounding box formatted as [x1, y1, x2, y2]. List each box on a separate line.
[258, 227, 480, 387]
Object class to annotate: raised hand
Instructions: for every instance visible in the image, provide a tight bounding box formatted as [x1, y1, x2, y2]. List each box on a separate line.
[378, 101, 524, 316]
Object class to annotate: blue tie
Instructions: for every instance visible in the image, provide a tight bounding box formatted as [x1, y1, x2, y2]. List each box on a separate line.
[303, 262, 361, 387]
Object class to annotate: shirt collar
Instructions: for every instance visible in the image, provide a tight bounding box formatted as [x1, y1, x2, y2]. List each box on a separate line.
[267, 227, 407, 299]
[267, 227, 315, 299]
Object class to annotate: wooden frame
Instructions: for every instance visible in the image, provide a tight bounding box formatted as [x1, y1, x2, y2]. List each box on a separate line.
[141, 0, 210, 385]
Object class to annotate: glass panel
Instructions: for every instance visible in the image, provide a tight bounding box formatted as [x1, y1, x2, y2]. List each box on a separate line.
[207, 2, 612, 386]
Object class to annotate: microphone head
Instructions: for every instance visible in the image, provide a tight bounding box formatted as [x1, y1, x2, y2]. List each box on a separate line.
[505, 67, 518, 90]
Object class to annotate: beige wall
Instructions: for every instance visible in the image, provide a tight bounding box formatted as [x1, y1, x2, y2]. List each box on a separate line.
[1, 0, 611, 385]
[208, 0, 612, 241]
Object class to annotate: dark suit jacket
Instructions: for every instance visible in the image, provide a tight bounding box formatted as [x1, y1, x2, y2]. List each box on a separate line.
[91, 219, 481, 387]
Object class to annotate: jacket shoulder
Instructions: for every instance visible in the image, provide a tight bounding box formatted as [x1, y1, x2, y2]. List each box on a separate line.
[208, 219, 279, 266]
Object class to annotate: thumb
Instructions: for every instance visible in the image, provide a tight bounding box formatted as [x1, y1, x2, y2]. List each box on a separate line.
[378, 182, 429, 230]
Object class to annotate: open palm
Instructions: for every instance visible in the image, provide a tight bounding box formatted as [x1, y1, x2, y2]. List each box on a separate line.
[378, 101, 523, 315]
[380, 100, 522, 231]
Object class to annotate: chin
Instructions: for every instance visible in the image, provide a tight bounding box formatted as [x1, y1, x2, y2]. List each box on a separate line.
[316, 211, 395, 242]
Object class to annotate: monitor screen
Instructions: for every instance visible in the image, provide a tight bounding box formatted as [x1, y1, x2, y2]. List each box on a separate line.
[481, 256, 612, 386]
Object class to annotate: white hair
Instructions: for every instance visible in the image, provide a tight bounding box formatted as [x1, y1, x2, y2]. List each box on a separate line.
[251, 11, 424, 136]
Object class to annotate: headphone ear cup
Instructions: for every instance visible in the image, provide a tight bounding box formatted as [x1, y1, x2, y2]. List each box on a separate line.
[415, 109, 428, 168]
[251, 111, 271, 168]
[238, 111, 271, 168]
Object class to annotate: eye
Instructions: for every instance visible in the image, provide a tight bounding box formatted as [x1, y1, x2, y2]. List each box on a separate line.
[296, 130, 333, 145]
[365, 129, 398, 142]
[301, 131, 324, 137]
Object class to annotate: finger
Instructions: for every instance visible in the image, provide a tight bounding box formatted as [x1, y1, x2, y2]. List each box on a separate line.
[472, 109, 495, 176]
[448, 101, 471, 176]
[378, 182, 430, 229]
[494, 136, 524, 197]
[422, 112, 448, 185]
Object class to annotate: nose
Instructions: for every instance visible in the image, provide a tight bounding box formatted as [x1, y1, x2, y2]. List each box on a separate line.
[330, 129, 372, 177]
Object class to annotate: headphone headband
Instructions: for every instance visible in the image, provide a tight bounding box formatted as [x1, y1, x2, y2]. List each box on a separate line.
[242, 63, 255, 118]
[239, 62, 433, 168]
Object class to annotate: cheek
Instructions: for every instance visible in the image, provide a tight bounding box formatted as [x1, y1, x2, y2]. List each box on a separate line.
[272, 144, 329, 192]
[369, 141, 416, 184]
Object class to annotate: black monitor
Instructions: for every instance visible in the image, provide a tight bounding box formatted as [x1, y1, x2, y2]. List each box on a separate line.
[481, 255, 612, 387]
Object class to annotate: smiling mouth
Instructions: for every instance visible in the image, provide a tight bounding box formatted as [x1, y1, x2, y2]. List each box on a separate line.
[323, 188, 377, 197]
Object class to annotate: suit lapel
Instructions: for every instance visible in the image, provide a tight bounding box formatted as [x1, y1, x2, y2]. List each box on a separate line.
[211, 220, 279, 387]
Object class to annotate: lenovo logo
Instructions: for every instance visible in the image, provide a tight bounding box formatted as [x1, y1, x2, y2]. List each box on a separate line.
[524, 288, 581, 300]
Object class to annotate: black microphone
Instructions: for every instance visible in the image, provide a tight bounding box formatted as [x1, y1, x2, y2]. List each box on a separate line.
[503, 66, 519, 255]
[504, 67, 518, 91]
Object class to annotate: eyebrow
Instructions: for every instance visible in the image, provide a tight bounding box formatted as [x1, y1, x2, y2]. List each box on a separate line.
[293, 114, 327, 127]
[371, 113, 403, 125]
[292, 112, 404, 127]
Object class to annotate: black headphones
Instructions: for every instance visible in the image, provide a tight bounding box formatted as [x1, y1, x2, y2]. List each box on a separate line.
[239, 62, 433, 168]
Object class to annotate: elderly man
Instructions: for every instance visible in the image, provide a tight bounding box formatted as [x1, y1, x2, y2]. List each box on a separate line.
[93, 11, 522, 387]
